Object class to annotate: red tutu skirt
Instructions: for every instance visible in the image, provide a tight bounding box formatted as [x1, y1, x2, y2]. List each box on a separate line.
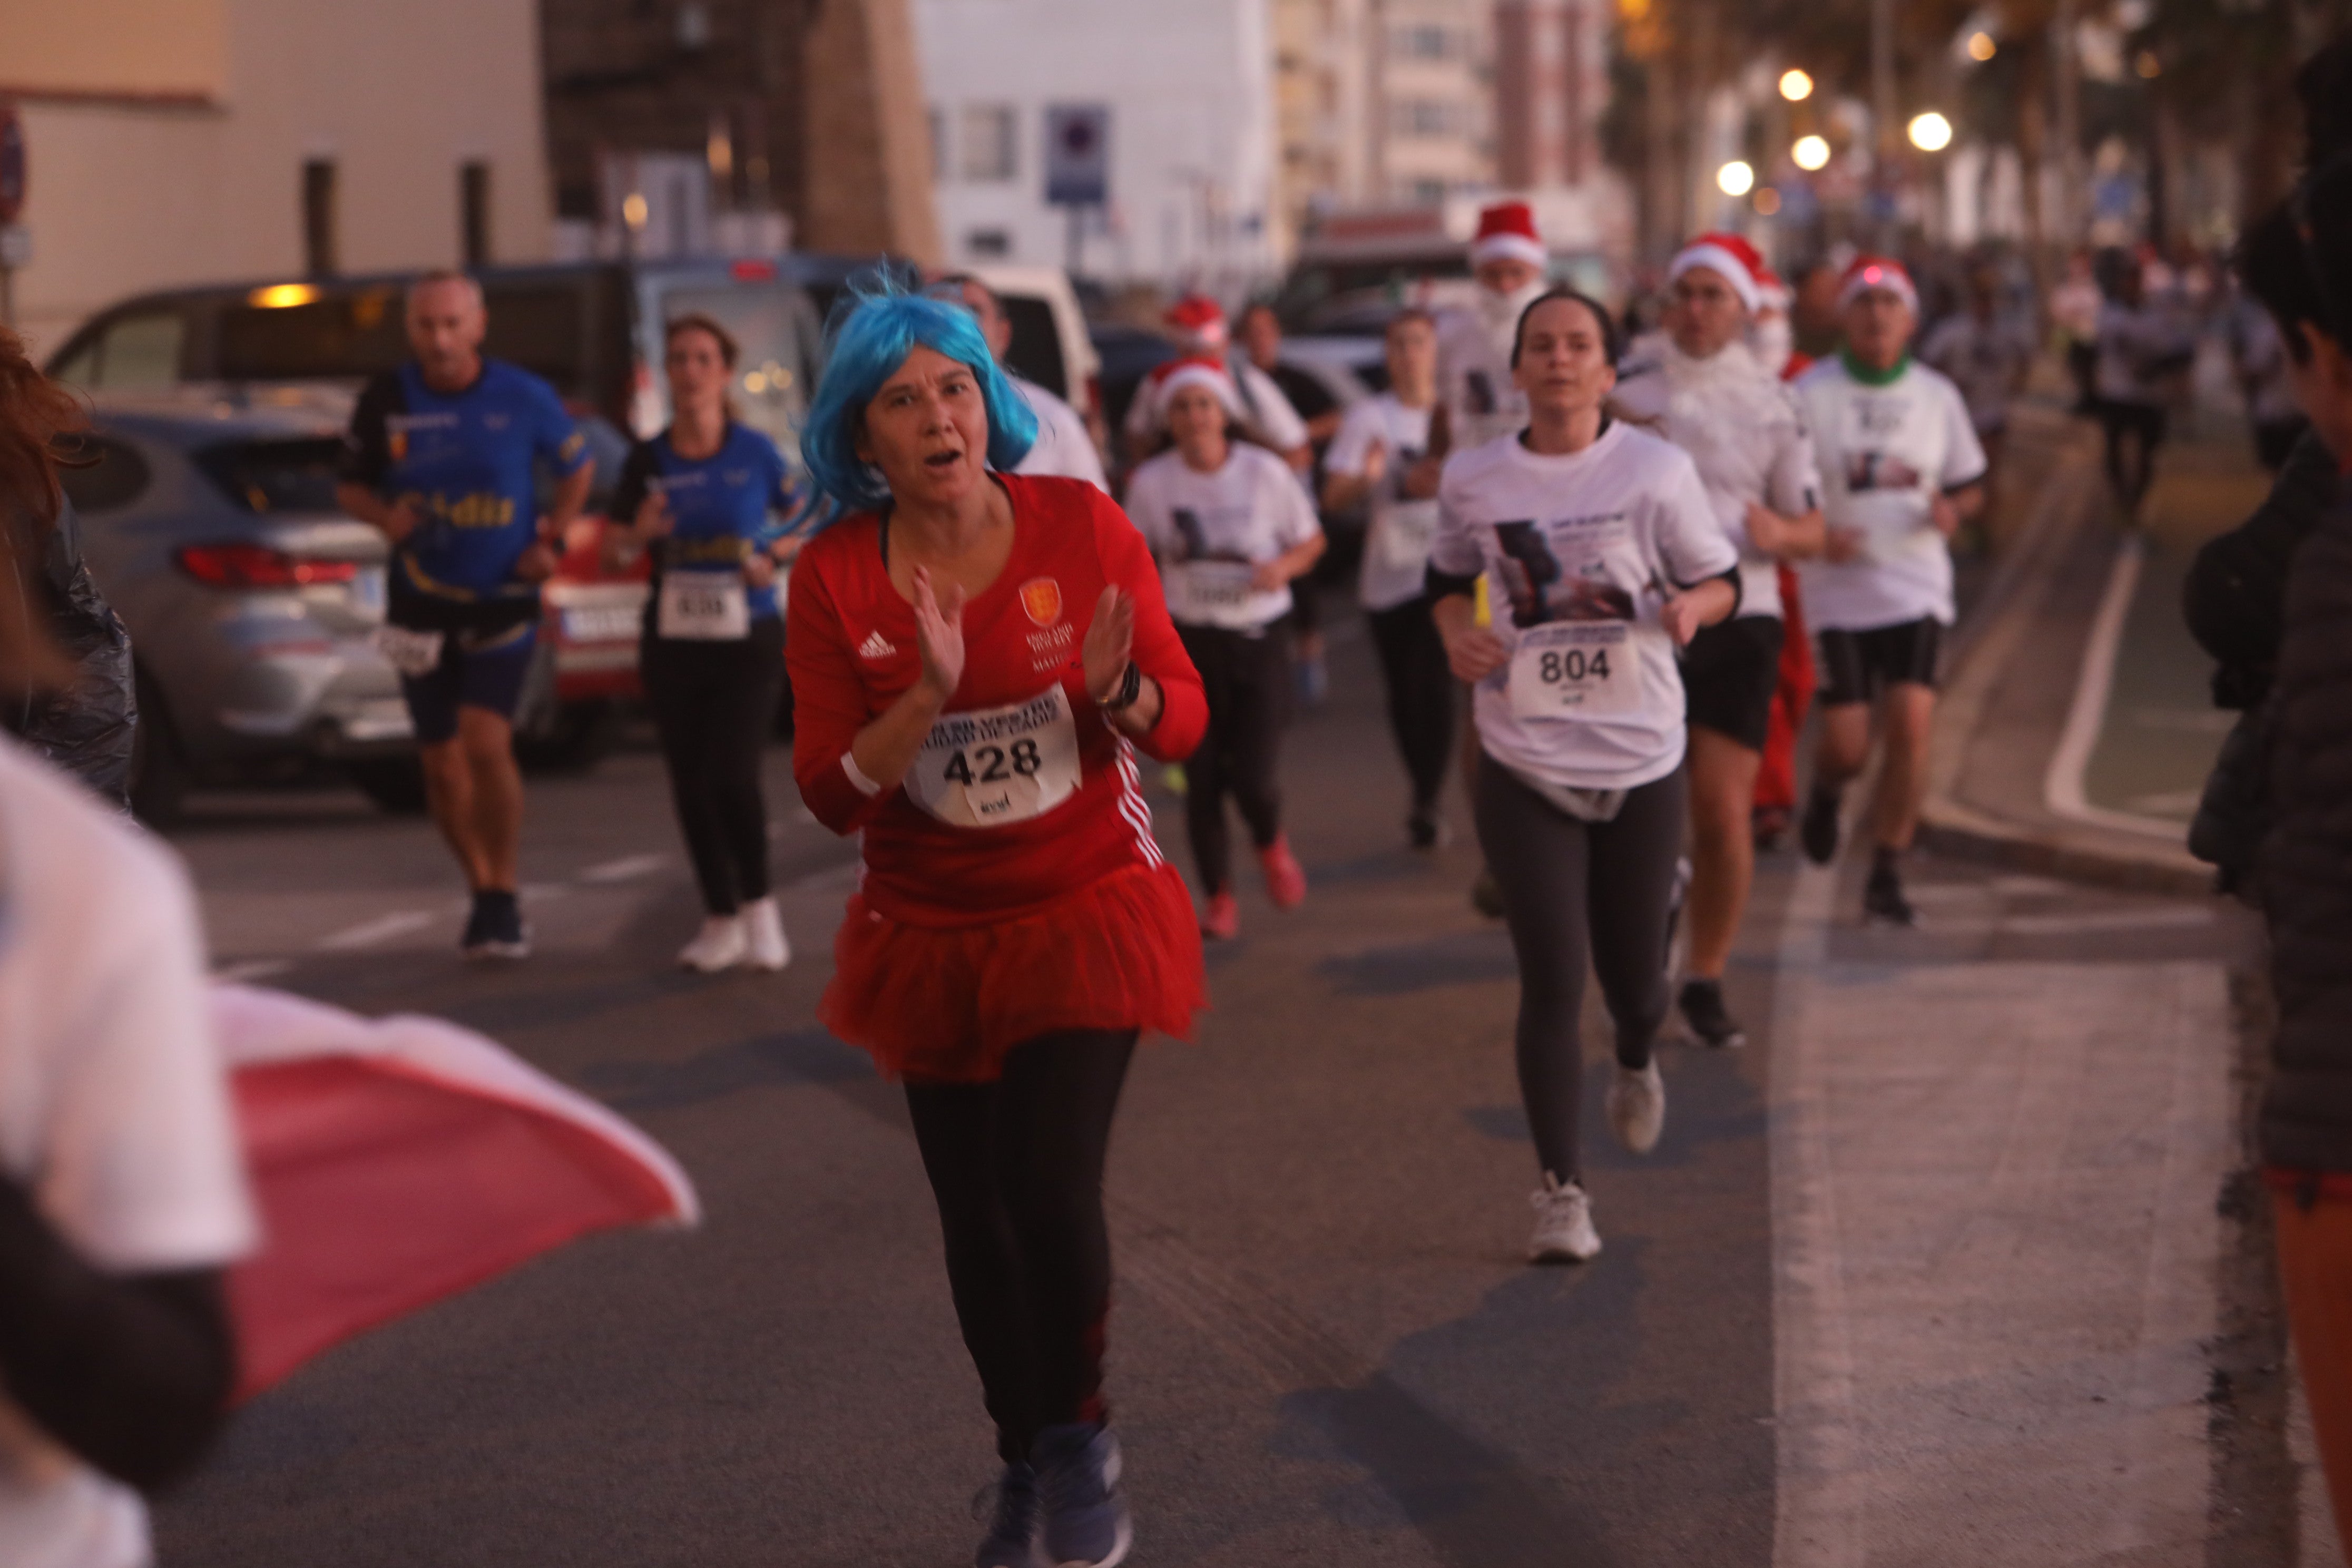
[820, 860, 1206, 1084]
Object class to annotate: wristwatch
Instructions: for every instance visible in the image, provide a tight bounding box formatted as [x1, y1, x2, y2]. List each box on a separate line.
[1095, 661, 1143, 712]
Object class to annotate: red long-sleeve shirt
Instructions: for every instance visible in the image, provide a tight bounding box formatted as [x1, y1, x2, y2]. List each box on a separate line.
[787, 475, 1208, 925]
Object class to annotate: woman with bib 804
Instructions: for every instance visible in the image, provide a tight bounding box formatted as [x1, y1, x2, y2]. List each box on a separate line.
[1428, 289, 1738, 1266]
[786, 287, 1206, 1568]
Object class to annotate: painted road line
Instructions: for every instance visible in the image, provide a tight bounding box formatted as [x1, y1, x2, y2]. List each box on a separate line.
[315, 910, 436, 951]
[2044, 534, 2184, 842]
[579, 853, 668, 884]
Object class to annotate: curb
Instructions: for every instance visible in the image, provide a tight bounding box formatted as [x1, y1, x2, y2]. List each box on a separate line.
[1917, 412, 2219, 899]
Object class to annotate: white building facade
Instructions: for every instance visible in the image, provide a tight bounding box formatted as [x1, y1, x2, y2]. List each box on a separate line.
[912, 0, 1279, 289]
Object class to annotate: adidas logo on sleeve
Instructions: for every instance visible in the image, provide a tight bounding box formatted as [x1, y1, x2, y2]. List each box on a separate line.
[858, 630, 898, 660]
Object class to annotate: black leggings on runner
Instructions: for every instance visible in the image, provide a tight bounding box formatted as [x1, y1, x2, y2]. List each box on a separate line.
[641, 617, 785, 915]
[1367, 596, 1455, 818]
[905, 1030, 1136, 1462]
[1177, 623, 1291, 893]
[1473, 758, 1688, 1185]
[2099, 400, 2167, 514]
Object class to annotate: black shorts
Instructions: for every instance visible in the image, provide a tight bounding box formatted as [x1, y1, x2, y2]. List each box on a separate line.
[1680, 615, 1785, 751]
[1816, 619, 1942, 707]
[399, 620, 539, 743]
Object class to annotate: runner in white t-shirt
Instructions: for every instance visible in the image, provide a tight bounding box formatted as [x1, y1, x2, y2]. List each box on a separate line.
[1427, 290, 1738, 1265]
[1609, 232, 1825, 1051]
[0, 734, 258, 1568]
[1917, 266, 2037, 477]
[1323, 308, 1454, 847]
[1792, 257, 1988, 925]
[941, 275, 1110, 492]
[1124, 357, 1326, 940]
[1120, 296, 1310, 473]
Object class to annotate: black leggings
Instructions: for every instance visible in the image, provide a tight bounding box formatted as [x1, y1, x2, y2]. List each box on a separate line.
[2099, 400, 2167, 514]
[641, 617, 785, 915]
[1473, 757, 1688, 1185]
[905, 1030, 1137, 1462]
[1367, 596, 1456, 817]
[1177, 622, 1291, 893]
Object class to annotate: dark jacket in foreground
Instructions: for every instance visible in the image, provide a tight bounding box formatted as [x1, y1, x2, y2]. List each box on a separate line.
[2184, 426, 2341, 709]
[2260, 472, 2352, 1172]
[2, 499, 136, 805]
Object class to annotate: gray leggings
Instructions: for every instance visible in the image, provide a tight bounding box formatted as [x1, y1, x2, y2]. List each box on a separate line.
[1473, 756, 1688, 1184]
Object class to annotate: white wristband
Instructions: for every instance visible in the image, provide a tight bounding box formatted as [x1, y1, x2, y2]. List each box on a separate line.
[841, 752, 883, 798]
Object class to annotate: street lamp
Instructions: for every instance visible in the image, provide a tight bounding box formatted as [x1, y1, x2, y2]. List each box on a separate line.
[1906, 112, 1953, 152]
[1966, 31, 1996, 62]
[1779, 68, 1814, 102]
[1717, 160, 1756, 197]
[1792, 134, 1831, 171]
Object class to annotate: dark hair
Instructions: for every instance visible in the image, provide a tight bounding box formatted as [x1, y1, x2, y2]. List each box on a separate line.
[2291, 151, 2352, 347]
[2299, 39, 2352, 168]
[1509, 288, 1622, 369]
[0, 328, 82, 692]
[2239, 205, 2329, 364]
[665, 311, 740, 368]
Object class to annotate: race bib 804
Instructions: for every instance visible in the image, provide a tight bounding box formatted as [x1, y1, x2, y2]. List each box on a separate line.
[1507, 621, 1639, 720]
[904, 685, 1083, 829]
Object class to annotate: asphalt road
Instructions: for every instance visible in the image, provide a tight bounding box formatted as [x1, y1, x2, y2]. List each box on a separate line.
[152, 609, 2265, 1567]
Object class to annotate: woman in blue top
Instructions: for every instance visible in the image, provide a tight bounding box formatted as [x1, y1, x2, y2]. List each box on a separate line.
[607, 313, 809, 972]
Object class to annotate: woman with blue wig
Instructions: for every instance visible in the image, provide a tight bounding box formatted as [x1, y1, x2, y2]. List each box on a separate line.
[786, 286, 1207, 1568]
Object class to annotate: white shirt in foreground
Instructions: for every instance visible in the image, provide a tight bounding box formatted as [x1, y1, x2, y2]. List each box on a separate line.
[1609, 337, 1820, 622]
[1326, 394, 1440, 612]
[1008, 374, 1109, 492]
[1430, 422, 1738, 791]
[1793, 356, 1988, 633]
[0, 738, 258, 1568]
[1124, 442, 1323, 632]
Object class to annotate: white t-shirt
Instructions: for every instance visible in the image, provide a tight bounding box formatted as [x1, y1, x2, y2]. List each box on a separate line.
[1793, 356, 1988, 632]
[1326, 394, 1440, 611]
[2094, 300, 2197, 406]
[1918, 312, 2038, 434]
[1608, 338, 1820, 622]
[1121, 355, 1310, 454]
[1430, 422, 1738, 790]
[0, 739, 258, 1568]
[1008, 374, 1109, 492]
[1435, 297, 1534, 454]
[1124, 442, 1323, 631]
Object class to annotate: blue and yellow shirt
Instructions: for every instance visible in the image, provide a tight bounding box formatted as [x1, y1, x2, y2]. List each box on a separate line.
[341, 358, 590, 627]
[611, 423, 808, 628]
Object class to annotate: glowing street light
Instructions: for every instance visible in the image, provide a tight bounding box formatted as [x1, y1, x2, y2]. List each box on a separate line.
[1792, 134, 1831, 171]
[1907, 112, 1953, 152]
[1717, 160, 1756, 197]
[1779, 68, 1814, 102]
[1966, 31, 1996, 62]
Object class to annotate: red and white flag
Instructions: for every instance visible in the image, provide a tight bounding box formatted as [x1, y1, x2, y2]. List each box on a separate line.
[211, 984, 699, 1402]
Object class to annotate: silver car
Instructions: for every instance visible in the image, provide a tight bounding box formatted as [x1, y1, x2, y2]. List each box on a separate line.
[61, 386, 415, 819]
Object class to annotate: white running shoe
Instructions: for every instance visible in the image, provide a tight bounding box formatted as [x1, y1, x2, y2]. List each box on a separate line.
[741, 897, 791, 971]
[1607, 1061, 1666, 1154]
[1527, 1174, 1602, 1263]
[678, 915, 748, 973]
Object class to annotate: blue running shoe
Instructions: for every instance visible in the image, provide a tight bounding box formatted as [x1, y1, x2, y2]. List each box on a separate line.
[1032, 1423, 1131, 1567]
[972, 1462, 1043, 1568]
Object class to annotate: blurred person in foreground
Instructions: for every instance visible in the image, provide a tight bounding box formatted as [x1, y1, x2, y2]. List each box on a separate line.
[1919, 264, 2038, 486]
[2240, 142, 2352, 1552]
[335, 272, 594, 960]
[1793, 258, 1987, 925]
[0, 342, 136, 805]
[0, 328, 258, 1568]
[939, 274, 1110, 492]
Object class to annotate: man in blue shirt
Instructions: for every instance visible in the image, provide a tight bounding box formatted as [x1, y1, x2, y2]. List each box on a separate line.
[336, 271, 594, 958]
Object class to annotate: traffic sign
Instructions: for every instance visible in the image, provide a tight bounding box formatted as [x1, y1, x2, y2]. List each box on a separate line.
[0, 103, 23, 227]
[1044, 104, 1109, 208]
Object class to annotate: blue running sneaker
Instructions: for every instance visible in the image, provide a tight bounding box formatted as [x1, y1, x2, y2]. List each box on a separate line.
[1032, 1423, 1131, 1567]
[972, 1462, 1043, 1568]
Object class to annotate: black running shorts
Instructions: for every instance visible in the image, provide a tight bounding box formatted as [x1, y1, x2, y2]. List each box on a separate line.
[1816, 618, 1943, 707]
[1681, 615, 1785, 751]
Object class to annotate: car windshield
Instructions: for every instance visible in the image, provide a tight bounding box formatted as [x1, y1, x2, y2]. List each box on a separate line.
[216, 290, 409, 383]
[193, 438, 348, 514]
[651, 282, 818, 460]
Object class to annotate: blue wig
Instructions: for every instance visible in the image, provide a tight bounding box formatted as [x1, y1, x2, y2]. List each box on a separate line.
[800, 279, 1040, 514]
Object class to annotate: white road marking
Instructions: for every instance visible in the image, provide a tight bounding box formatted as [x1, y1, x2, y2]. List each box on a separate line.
[2043, 535, 2184, 842]
[579, 853, 668, 884]
[315, 910, 436, 951]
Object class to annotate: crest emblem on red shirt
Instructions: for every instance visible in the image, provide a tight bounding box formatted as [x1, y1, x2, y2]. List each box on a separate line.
[1020, 577, 1063, 627]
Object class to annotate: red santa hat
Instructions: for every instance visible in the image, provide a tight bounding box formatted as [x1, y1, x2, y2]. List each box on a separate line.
[1667, 231, 1769, 313]
[1835, 254, 1919, 313]
[1471, 201, 1547, 270]
[1148, 355, 1244, 422]
[1163, 294, 1230, 353]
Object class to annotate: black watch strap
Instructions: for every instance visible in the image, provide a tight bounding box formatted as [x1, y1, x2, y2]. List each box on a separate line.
[1096, 660, 1143, 712]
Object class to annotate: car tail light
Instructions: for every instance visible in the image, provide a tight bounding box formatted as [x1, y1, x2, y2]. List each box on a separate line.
[176, 543, 359, 588]
[730, 258, 777, 281]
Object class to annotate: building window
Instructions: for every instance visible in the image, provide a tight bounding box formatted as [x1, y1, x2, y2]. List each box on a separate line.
[960, 104, 1017, 182]
[966, 228, 1012, 259]
[460, 160, 492, 267]
[1395, 24, 1455, 59]
[301, 159, 338, 277]
[1390, 100, 1462, 139]
[1412, 178, 1447, 205]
